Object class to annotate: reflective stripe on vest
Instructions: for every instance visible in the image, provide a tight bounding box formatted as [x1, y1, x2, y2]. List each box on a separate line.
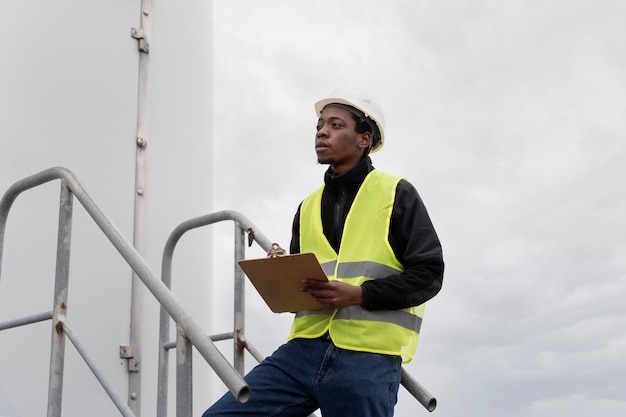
[289, 170, 424, 363]
[296, 305, 423, 333]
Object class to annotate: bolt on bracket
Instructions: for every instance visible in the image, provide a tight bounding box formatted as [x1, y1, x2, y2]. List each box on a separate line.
[130, 27, 150, 53]
[119, 346, 140, 372]
[119, 345, 134, 359]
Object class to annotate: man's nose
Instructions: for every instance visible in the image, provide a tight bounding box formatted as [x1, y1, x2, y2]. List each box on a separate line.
[316, 124, 329, 137]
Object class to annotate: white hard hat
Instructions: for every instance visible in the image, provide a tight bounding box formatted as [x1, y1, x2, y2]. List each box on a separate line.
[315, 90, 385, 153]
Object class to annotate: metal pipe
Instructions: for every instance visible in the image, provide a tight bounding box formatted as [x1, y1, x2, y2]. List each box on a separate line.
[176, 325, 193, 417]
[0, 168, 250, 405]
[129, 1, 154, 413]
[47, 181, 73, 417]
[240, 337, 265, 364]
[156, 330, 170, 417]
[0, 311, 53, 331]
[401, 368, 437, 412]
[59, 316, 136, 417]
[157, 210, 273, 416]
[0, 169, 59, 280]
[233, 221, 246, 374]
[209, 332, 236, 342]
[65, 172, 251, 404]
[162, 332, 238, 352]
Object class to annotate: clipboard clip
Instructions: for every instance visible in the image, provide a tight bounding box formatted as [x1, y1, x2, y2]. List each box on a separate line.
[267, 243, 286, 257]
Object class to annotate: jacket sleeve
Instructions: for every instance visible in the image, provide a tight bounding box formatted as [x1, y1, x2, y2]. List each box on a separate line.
[360, 180, 444, 310]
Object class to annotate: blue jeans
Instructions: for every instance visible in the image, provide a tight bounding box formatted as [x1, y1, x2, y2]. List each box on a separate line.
[202, 337, 402, 417]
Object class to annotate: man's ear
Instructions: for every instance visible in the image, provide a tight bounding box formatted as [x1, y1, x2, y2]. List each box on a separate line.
[358, 131, 372, 150]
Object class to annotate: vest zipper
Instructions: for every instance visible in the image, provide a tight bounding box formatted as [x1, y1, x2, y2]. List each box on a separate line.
[333, 182, 347, 249]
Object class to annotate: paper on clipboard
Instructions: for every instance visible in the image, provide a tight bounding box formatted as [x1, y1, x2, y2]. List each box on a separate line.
[238, 252, 329, 313]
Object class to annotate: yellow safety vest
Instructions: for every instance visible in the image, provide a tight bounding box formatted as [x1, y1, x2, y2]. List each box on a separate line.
[288, 170, 425, 363]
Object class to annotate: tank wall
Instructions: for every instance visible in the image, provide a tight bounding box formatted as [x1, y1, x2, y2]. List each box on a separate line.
[0, 1, 214, 416]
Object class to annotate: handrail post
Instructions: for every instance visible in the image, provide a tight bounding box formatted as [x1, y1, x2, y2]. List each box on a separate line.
[233, 221, 246, 375]
[156, 238, 175, 417]
[176, 324, 193, 417]
[47, 181, 73, 417]
[155, 217, 187, 417]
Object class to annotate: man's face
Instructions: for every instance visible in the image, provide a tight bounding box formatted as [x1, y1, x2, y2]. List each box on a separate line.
[315, 105, 371, 175]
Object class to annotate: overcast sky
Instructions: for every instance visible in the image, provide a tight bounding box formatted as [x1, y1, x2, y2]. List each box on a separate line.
[210, 1, 626, 416]
[1, 1, 625, 417]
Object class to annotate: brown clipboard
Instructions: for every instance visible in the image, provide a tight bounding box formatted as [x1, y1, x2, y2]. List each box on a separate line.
[238, 252, 328, 313]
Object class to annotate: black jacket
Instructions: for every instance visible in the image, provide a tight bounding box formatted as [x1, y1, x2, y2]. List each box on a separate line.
[290, 156, 444, 310]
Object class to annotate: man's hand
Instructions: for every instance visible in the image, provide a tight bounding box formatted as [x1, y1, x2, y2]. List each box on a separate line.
[300, 279, 363, 309]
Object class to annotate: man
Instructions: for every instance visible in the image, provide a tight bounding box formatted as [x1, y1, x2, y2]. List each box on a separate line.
[203, 91, 443, 417]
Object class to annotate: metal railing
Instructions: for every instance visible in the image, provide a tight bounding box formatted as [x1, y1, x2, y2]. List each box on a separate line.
[157, 210, 272, 417]
[0, 167, 437, 417]
[0, 167, 249, 417]
[156, 214, 438, 414]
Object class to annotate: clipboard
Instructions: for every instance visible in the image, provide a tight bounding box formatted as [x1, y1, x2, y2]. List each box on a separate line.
[238, 252, 328, 313]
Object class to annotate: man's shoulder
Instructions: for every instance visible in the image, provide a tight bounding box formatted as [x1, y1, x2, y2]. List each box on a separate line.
[368, 169, 409, 187]
[370, 171, 420, 200]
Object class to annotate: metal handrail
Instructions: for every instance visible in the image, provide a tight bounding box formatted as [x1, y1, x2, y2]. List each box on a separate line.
[0, 167, 436, 417]
[157, 211, 437, 415]
[0, 167, 250, 417]
[157, 210, 272, 417]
